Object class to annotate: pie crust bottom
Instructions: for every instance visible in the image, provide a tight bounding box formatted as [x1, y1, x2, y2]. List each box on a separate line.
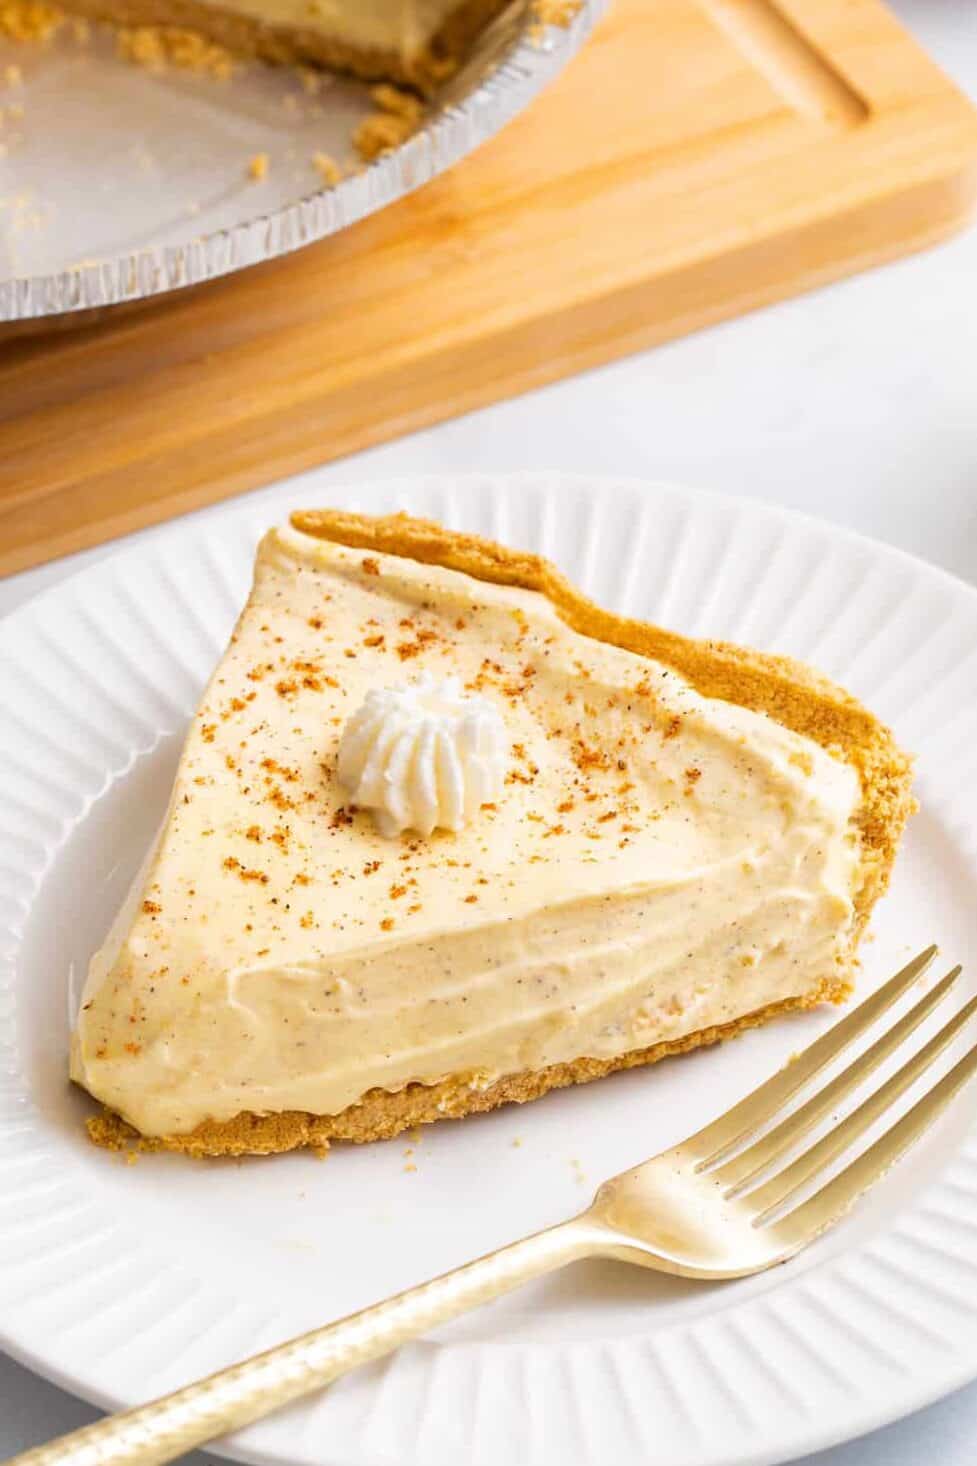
[87, 983, 846, 1156]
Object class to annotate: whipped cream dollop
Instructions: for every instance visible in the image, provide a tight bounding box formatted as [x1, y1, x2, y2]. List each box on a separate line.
[336, 673, 507, 837]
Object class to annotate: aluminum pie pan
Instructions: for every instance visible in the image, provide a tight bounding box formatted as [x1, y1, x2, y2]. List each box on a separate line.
[0, 0, 602, 325]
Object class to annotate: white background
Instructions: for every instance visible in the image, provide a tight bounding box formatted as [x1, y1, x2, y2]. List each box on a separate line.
[2, 1, 976, 1460]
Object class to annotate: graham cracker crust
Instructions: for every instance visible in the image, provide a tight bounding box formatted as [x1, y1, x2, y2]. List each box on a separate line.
[87, 508, 914, 1158]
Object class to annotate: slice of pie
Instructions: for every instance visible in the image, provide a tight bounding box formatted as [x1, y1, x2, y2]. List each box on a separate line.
[73, 509, 914, 1156]
[51, 0, 513, 84]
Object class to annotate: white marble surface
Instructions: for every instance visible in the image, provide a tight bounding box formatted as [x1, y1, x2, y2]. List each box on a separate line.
[3, 1, 977, 1460]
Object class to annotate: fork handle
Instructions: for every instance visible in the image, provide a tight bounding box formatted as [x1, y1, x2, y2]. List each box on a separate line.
[7, 1218, 599, 1466]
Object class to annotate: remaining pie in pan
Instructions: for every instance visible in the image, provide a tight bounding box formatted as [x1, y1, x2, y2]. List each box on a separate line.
[73, 508, 914, 1156]
[48, 0, 514, 84]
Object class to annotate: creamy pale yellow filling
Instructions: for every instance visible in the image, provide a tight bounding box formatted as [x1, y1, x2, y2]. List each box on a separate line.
[71, 527, 860, 1137]
[187, 0, 464, 51]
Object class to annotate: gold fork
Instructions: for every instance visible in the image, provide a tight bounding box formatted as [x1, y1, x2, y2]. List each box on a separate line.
[10, 945, 977, 1466]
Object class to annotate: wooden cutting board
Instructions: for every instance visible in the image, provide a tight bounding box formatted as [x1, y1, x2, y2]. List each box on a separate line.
[3, 0, 976, 577]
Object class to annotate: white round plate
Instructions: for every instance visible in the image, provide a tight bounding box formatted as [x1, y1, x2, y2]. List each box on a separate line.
[0, 1, 600, 324]
[2, 474, 977, 1466]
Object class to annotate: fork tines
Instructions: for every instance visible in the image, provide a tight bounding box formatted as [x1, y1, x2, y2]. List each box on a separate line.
[689, 946, 977, 1239]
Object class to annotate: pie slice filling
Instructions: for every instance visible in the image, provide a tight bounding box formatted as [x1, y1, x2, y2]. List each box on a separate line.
[71, 519, 889, 1149]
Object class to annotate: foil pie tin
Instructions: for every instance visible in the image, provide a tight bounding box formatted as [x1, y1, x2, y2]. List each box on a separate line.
[0, 0, 602, 323]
